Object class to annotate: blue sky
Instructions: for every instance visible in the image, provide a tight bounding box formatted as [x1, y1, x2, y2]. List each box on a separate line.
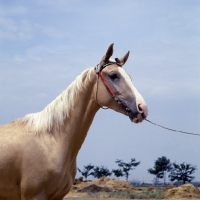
[0, 0, 200, 183]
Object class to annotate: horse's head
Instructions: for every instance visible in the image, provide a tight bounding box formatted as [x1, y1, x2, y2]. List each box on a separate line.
[95, 43, 148, 123]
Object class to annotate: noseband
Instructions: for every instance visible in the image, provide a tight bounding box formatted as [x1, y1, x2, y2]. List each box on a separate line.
[94, 58, 130, 113]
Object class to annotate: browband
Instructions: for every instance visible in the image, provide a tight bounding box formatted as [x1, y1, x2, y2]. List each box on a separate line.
[95, 58, 122, 74]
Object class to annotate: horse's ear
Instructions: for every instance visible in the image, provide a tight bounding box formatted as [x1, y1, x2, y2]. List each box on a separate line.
[105, 43, 114, 61]
[119, 51, 130, 66]
[100, 43, 114, 66]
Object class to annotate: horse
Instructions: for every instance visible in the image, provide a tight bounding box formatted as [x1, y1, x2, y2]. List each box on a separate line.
[0, 43, 148, 200]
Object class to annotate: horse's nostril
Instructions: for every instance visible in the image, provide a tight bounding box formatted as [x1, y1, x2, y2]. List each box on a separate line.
[138, 104, 145, 119]
[138, 104, 143, 112]
[138, 103, 148, 119]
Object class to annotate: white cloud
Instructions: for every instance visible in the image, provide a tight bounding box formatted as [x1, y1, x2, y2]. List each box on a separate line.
[0, 30, 16, 40]
[0, 16, 71, 42]
[0, 5, 28, 16]
[13, 55, 25, 63]
[34, 24, 71, 39]
[0, 17, 34, 41]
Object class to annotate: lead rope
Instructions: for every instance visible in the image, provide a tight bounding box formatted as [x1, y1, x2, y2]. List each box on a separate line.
[145, 119, 200, 137]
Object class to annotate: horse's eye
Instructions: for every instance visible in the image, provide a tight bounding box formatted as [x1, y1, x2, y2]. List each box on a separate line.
[109, 73, 119, 81]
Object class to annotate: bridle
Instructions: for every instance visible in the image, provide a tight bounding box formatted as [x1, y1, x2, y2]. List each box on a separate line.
[94, 58, 131, 113]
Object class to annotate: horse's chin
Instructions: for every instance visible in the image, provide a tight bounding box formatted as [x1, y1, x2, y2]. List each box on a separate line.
[127, 111, 139, 123]
[128, 112, 144, 124]
[131, 118, 139, 123]
[130, 116, 145, 123]
[117, 104, 145, 124]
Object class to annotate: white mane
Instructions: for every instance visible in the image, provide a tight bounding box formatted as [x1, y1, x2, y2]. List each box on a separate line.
[23, 68, 93, 133]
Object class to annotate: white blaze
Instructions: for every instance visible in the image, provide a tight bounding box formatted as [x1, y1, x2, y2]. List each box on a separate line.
[118, 67, 147, 115]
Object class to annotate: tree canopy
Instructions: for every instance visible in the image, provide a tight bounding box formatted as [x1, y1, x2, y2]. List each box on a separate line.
[77, 164, 94, 180]
[92, 166, 112, 178]
[115, 158, 140, 181]
[169, 162, 197, 184]
[77, 157, 197, 184]
[112, 169, 124, 178]
[148, 156, 171, 184]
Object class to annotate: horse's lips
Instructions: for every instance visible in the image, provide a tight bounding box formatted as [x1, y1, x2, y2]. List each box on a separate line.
[127, 111, 138, 123]
[132, 118, 139, 123]
[114, 98, 140, 124]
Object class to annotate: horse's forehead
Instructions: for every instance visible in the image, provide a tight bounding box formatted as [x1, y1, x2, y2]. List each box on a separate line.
[117, 67, 132, 81]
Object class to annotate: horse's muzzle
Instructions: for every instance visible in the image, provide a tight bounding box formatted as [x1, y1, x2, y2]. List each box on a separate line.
[135, 103, 148, 123]
[130, 103, 148, 123]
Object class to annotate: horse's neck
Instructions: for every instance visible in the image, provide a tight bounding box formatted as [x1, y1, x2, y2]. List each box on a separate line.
[23, 68, 99, 160]
[54, 68, 99, 158]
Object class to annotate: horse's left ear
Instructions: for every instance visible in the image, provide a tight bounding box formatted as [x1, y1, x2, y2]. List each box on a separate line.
[100, 43, 114, 66]
[119, 51, 130, 66]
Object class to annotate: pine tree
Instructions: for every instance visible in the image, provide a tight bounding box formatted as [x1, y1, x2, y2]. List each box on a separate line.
[77, 164, 94, 180]
[148, 156, 171, 184]
[115, 158, 140, 181]
[169, 162, 197, 184]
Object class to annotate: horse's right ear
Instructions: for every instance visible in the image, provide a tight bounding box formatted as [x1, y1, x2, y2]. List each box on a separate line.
[100, 43, 114, 66]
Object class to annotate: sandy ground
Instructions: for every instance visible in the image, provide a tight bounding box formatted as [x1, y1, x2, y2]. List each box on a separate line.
[64, 198, 156, 200]
[64, 198, 199, 200]
[65, 198, 128, 200]
[65, 177, 200, 200]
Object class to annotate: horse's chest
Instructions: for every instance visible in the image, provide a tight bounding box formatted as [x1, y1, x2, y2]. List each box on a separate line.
[47, 168, 74, 199]
[45, 158, 76, 197]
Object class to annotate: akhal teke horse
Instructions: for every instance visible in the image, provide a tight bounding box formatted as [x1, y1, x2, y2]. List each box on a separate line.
[0, 44, 148, 200]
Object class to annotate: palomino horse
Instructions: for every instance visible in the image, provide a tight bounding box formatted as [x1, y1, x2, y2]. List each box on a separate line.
[0, 44, 148, 200]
